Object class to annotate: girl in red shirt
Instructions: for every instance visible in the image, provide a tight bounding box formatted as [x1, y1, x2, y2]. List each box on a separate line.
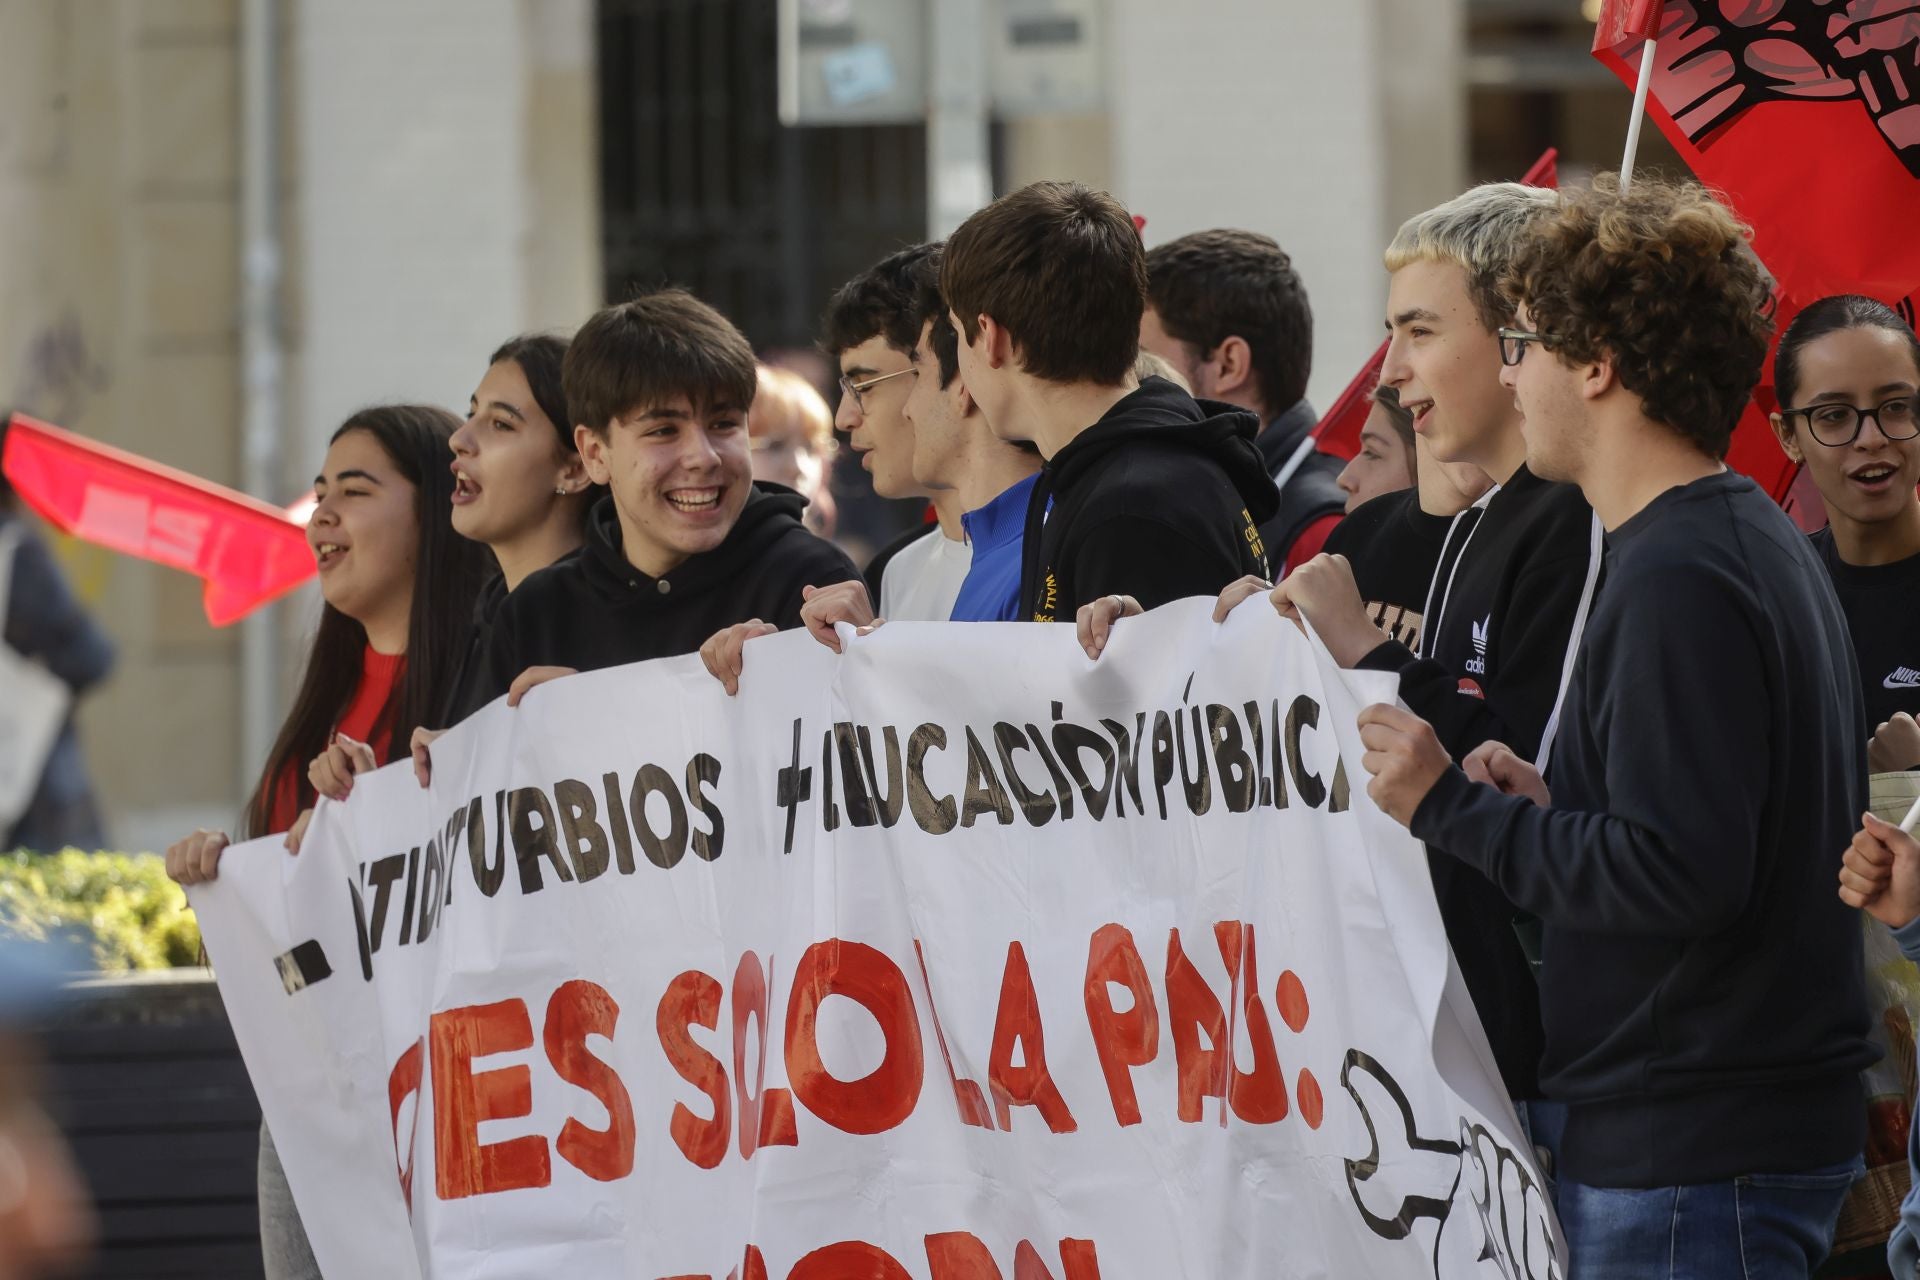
[163, 405, 484, 1280]
[164, 404, 485, 868]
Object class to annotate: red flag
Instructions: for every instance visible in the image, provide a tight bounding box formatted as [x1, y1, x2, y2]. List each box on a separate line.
[1591, 0, 1920, 309]
[1613, 0, 1667, 42]
[1314, 149, 1561, 460]
[1592, 2, 1920, 523]
[2, 413, 316, 626]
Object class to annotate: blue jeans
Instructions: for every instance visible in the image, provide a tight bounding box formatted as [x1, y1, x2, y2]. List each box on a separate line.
[1557, 1157, 1864, 1279]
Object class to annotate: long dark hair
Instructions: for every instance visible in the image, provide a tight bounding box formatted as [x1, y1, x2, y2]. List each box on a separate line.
[242, 405, 486, 837]
[1775, 295, 1920, 411]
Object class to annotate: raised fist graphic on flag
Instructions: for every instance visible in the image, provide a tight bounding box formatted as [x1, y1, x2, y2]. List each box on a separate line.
[1638, 1, 1920, 175]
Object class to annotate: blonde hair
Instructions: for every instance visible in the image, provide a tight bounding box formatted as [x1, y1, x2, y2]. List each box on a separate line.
[1133, 349, 1192, 394]
[750, 365, 833, 449]
[1383, 182, 1559, 329]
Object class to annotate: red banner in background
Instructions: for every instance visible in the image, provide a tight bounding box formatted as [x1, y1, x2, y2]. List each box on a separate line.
[1313, 149, 1561, 462]
[1593, 0, 1920, 309]
[1593, 0, 1920, 523]
[2, 413, 315, 626]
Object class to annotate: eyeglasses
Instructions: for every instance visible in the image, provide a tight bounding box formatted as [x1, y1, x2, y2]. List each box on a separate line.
[1497, 327, 1556, 367]
[838, 366, 916, 412]
[1783, 395, 1919, 447]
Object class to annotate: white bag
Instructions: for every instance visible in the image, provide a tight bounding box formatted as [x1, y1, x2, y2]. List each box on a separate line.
[0, 520, 73, 834]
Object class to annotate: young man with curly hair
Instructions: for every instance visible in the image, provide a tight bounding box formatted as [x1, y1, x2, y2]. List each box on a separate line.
[1359, 176, 1874, 1275]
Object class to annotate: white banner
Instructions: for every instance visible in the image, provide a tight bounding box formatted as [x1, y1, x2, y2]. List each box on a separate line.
[191, 598, 1565, 1279]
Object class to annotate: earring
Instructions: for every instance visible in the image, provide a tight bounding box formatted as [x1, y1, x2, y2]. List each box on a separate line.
[555, 485, 569, 495]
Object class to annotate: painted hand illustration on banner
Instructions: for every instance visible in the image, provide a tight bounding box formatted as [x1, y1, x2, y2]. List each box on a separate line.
[1342, 1050, 1561, 1280]
[1644, 1, 1920, 175]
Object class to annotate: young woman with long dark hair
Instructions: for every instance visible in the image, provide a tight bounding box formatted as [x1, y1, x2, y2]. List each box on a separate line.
[163, 403, 485, 1280]
[308, 335, 604, 801]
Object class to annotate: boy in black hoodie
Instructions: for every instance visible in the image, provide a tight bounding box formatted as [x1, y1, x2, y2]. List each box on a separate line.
[453, 289, 856, 718]
[938, 180, 1279, 619]
[1361, 177, 1872, 1275]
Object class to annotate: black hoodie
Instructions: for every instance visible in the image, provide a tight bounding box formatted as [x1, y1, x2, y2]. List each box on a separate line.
[1019, 377, 1281, 620]
[456, 485, 856, 719]
[438, 569, 512, 726]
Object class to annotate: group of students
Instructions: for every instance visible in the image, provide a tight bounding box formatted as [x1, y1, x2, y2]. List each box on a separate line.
[157, 171, 1920, 1279]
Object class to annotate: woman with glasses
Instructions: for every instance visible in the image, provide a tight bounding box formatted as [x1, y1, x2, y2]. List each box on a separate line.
[1770, 294, 1920, 773]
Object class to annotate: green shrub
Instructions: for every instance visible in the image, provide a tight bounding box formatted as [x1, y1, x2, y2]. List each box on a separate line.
[0, 849, 202, 971]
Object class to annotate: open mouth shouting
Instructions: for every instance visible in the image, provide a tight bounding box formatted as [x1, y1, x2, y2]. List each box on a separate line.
[451, 463, 481, 506]
[1402, 398, 1436, 433]
[313, 540, 349, 571]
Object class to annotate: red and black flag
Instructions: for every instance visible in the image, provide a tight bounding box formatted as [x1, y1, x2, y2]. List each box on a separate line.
[1594, 0, 1920, 512]
[1594, 0, 1920, 309]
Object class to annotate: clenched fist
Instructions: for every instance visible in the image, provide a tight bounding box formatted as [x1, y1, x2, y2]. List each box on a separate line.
[1637, 1, 1920, 175]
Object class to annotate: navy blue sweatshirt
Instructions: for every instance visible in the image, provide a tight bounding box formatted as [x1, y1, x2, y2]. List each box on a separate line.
[1412, 470, 1874, 1187]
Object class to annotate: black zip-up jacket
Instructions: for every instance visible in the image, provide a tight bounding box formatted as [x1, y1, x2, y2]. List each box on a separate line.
[1413, 471, 1874, 1187]
[1018, 377, 1280, 621]
[1356, 465, 1596, 763]
[1353, 465, 1595, 1101]
[1324, 487, 1481, 656]
[456, 485, 856, 719]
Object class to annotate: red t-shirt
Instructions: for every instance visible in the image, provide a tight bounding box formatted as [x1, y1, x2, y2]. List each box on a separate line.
[259, 646, 406, 834]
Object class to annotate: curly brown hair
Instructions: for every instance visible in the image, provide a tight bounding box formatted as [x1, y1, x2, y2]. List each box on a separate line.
[1501, 175, 1772, 459]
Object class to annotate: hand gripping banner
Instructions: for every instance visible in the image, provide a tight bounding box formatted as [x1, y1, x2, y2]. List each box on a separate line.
[190, 600, 1566, 1279]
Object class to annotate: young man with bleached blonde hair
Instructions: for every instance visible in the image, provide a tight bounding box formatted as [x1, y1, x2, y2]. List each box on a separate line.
[1096, 181, 1602, 1115]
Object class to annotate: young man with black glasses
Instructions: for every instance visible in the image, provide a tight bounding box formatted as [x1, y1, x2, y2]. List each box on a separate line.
[823, 244, 973, 621]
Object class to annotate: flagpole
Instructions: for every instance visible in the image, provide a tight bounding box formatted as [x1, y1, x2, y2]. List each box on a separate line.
[1619, 36, 1658, 192]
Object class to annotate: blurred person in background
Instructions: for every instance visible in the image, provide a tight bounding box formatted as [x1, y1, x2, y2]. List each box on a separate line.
[1141, 229, 1345, 573]
[0, 418, 114, 854]
[1133, 349, 1192, 393]
[0, 937, 95, 1278]
[1336, 384, 1417, 513]
[749, 364, 838, 539]
[163, 404, 487, 1280]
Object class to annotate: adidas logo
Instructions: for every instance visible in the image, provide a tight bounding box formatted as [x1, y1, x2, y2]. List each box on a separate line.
[1886, 666, 1920, 690]
[1464, 615, 1490, 676]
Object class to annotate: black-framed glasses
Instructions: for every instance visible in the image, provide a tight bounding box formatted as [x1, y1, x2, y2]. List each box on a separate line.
[838, 366, 915, 412]
[1497, 327, 1555, 367]
[1783, 396, 1919, 447]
